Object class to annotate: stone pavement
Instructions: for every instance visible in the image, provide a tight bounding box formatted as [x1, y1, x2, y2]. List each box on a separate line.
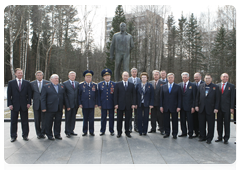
[4, 121, 236, 164]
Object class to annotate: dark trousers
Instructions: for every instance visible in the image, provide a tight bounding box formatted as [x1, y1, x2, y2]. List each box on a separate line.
[217, 109, 231, 141]
[137, 104, 150, 134]
[117, 109, 132, 135]
[164, 110, 178, 136]
[82, 108, 94, 134]
[33, 108, 46, 136]
[65, 107, 77, 135]
[180, 110, 193, 136]
[129, 108, 138, 131]
[151, 106, 164, 132]
[45, 111, 63, 138]
[10, 109, 29, 138]
[193, 111, 200, 136]
[198, 108, 215, 142]
[100, 109, 114, 133]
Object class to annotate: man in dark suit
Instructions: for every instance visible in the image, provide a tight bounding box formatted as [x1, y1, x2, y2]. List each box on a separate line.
[160, 73, 181, 139]
[7, 68, 32, 142]
[195, 74, 220, 144]
[63, 71, 79, 138]
[128, 68, 141, 132]
[41, 74, 68, 140]
[193, 72, 204, 138]
[149, 70, 166, 134]
[178, 72, 196, 139]
[78, 70, 98, 136]
[30, 70, 50, 139]
[160, 70, 168, 83]
[98, 69, 115, 136]
[114, 71, 136, 138]
[215, 73, 235, 144]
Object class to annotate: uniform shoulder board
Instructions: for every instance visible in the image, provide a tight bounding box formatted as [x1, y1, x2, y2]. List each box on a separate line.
[79, 81, 84, 84]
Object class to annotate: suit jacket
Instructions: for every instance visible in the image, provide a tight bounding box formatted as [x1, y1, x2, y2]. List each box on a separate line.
[78, 81, 98, 108]
[7, 79, 32, 112]
[195, 83, 220, 114]
[63, 80, 79, 109]
[114, 81, 136, 110]
[30, 79, 50, 110]
[217, 82, 235, 113]
[136, 82, 154, 107]
[128, 77, 141, 87]
[160, 83, 181, 113]
[178, 82, 196, 112]
[41, 83, 67, 112]
[149, 79, 166, 106]
[98, 81, 115, 110]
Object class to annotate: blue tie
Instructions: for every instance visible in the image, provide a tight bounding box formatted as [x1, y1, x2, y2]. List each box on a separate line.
[169, 83, 172, 93]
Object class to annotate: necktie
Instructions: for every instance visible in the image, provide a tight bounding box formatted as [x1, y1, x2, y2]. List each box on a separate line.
[39, 81, 42, 93]
[222, 83, 225, 94]
[155, 81, 157, 89]
[54, 85, 58, 93]
[107, 82, 109, 87]
[72, 81, 75, 89]
[134, 79, 136, 85]
[18, 80, 21, 91]
[125, 82, 127, 91]
[196, 82, 198, 87]
[169, 83, 172, 93]
[183, 83, 186, 93]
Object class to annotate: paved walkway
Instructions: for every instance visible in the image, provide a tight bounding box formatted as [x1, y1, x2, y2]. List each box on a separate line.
[4, 121, 236, 164]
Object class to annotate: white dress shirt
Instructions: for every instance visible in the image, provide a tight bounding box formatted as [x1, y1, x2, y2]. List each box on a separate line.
[69, 79, 75, 88]
[122, 80, 128, 86]
[168, 82, 174, 89]
[16, 78, 22, 86]
[221, 82, 227, 90]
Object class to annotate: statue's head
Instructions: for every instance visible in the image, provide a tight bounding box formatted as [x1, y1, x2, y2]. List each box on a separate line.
[120, 22, 126, 32]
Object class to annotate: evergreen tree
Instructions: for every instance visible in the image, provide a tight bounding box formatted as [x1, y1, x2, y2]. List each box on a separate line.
[105, 5, 126, 80]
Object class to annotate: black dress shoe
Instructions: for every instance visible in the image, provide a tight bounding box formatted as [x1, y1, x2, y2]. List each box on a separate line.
[199, 138, 206, 142]
[37, 135, 41, 139]
[215, 139, 222, 142]
[110, 133, 114, 136]
[11, 137, 16, 142]
[178, 134, 187, 137]
[134, 129, 139, 132]
[148, 130, 156, 133]
[70, 133, 78, 136]
[55, 136, 62, 140]
[224, 140, 228, 144]
[206, 141, 211, 144]
[23, 137, 29, 141]
[139, 133, 142, 136]
[48, 137, 55, 140]
[100, 132, 105, 136]
[117, 134, 121, 138]
[126, 134, 132, 138]
[234, 141, 236, 144]
[66, 134, 71, 138]
[143, 133, 146, 136]
[90, 133, 95, 136]
[189, 136, 193, 139]
[192, 135, 198, 138]
[41, 135, 46, 139]
[129, 130, 132, 133]
[160, 132, 165, 135]
[163, 135, 169, 138]
[82, 133, 87, 136]
[173, 136, 177, 139]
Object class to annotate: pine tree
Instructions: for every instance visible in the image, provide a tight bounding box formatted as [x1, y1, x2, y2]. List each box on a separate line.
[105, 5, 126, 80]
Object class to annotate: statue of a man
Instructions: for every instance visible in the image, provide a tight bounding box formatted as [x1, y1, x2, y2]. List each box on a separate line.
[110, 22, 134, 82]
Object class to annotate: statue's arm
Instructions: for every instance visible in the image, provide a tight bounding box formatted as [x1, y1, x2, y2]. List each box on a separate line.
[110, 34, 115, 59]
[130, 35, 134, 50]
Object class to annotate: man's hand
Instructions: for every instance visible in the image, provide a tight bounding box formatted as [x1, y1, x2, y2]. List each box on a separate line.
[79, 105, 83, 108]
[42, 110, 46, 112]
[214, 109, 218, 114]
[149, 105, 153, 109]
[135, 105, 137, 109]
[191, 108, 195, 114]
[160, 107, 163, 113]
[67, 108, 71, 111]
[115, 105, 118, 109]
[27, 104, 31, 109]
[177, 108, 181, 112]
[131, 105, 135, 109]
[95, 105, 98, 108]
[99, 106, 101, 109]
[231, 109, 234, 114]
[195, 107, 199, 112]
[63, 105, 65, 109]
[9, 105, 13, 110]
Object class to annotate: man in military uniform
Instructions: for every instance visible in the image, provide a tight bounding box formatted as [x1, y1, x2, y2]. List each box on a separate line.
[78, 70, 98, 136]
[98, 69, 115, 136]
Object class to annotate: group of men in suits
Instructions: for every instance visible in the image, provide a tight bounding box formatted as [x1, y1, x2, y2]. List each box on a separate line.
[7, 67, 235, 144]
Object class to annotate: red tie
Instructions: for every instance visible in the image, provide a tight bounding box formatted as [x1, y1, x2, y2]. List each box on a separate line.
[183, 83, 186, 93]
[72, 81, 75, 89]
[221, 83, 225, 94]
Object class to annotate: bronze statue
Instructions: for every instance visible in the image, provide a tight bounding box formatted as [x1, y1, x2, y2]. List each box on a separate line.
[110, 22, 134, 82]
